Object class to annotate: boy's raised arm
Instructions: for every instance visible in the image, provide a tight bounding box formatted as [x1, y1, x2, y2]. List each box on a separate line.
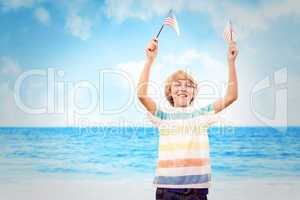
[137, 39, 158, 115]
[213, 41, 239, 113]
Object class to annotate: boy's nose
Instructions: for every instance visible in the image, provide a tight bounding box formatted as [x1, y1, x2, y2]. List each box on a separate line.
[178, 88, 187, 93]
[179, 85, 187, 90]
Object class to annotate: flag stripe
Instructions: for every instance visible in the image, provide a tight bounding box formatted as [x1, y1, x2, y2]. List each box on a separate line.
[223, 20, 236, 43]
[163, 15, 180, 36]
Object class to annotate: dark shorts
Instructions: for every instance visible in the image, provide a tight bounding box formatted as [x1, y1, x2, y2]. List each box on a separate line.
[156, 187, 208, 200]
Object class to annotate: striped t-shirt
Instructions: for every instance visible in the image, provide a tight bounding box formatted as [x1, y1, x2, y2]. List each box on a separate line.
[150, 104, 215, 189]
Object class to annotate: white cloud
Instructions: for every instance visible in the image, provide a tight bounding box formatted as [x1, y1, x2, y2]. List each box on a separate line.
[34, 6, 51, 25]
[263, 0, 300, 19]
[0, 81, 17, 123]
[0, 57, 22, 78]
[1, 0, 92, 40]
[0, 0, 34, 10]
[0, 57, 23, 125]
[117, 49, 226, 87]
[214, 0, 300, 39]
[65, 12, 91, 40]
[104, 0, 300, 38]
[105, 0, 183, 22]
[116, 60, 146, 86]
[162, 49, 225, 72]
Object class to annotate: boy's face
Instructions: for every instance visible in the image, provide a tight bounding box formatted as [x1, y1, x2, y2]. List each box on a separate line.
[171, 79, 195, 107]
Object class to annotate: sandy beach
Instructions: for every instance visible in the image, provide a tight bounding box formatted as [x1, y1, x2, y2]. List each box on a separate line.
[1, 177, 299, 200]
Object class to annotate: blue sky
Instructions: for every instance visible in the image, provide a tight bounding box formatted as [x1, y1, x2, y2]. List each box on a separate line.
[0, 0, 299, 127]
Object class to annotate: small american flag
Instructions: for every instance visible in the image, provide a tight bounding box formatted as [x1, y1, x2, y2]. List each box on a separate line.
[163, 10, 180, 36]
[223, 20, 236, 43]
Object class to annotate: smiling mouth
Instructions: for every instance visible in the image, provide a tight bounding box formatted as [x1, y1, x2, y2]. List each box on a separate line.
[177, 94, 188, 97]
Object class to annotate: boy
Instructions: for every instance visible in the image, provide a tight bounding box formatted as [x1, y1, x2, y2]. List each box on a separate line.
[137, 38, 238, 200]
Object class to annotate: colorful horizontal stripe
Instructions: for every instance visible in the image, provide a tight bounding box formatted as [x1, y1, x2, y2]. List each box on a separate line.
[156, 166, 211, 177]
[160, 124, 209, 135]
[159, 134, 208, 143]
[155, 104, 214, 120]
[154, 182, 210, 189]
[154, 174, 211, 185]
[158, 158, 210, 168]
[158, 149, 210, 160]
[159, 141, 209, 151]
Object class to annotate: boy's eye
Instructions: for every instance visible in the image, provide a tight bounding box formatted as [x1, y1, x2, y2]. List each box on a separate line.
[173, 82, 195, 88]
[184, 81, 194, 88]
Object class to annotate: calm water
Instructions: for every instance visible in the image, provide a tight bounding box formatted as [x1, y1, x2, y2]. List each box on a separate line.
[0, 127, 299, 182]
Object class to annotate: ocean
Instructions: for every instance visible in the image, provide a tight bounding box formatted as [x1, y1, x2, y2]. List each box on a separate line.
[1, 126, 299, 182]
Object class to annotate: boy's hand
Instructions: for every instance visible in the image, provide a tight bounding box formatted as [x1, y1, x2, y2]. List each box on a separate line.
[227, 41, 238, 63]
[145, 38, 158, 62]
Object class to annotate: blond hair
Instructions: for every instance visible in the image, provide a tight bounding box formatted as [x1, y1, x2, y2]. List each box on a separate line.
[164, 70, 198, 106]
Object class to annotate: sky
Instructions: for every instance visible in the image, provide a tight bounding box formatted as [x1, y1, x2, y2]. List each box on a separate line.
[0, 0, 299, 127]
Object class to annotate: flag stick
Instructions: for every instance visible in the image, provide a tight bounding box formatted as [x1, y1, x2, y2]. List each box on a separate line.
[229, 20, 235, 55]
[156, 24, 165, 39]
[230, 19, 233, 42]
